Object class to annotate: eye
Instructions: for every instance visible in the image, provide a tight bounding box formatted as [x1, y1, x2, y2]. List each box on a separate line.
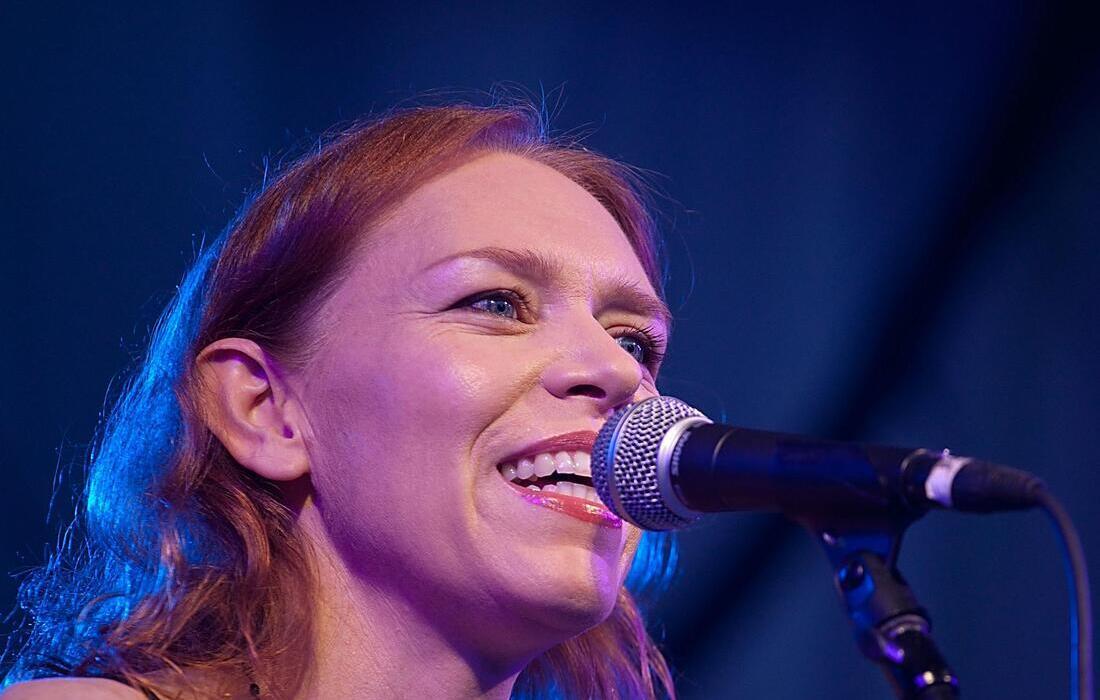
[454, 289, 529, 321]
[616, 336, 648, 364]
[612, 324, 667, 370]
[469, 294, 518, 319]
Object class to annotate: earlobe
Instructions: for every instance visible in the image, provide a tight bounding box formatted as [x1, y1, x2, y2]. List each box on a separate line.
[194, 338, 310, 482]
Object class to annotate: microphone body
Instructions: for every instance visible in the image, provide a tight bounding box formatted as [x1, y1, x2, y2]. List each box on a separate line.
[675, 422, 915, 531]
[592, 396, 1044, 532]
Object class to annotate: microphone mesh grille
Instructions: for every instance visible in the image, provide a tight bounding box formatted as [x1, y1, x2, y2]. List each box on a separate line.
[592, 396, 707, 530]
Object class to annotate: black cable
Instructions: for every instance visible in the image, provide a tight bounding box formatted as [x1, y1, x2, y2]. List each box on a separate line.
[1036, 488, 1094, 700]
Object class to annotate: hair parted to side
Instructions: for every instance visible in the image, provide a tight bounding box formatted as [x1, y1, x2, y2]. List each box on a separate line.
[3, 101, 677, 699]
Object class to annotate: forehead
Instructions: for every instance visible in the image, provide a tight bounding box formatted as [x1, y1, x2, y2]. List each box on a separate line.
[366, 152, 656, 294]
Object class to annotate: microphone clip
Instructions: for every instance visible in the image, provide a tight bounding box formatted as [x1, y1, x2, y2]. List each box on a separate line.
[819, 530, 960, 699]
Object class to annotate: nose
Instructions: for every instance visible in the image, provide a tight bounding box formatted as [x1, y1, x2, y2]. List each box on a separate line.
[540, 315, 645, 415]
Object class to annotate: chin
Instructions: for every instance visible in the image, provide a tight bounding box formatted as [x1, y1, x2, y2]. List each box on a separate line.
[539, 590, 619, 638]
[508, 553, 624, 640]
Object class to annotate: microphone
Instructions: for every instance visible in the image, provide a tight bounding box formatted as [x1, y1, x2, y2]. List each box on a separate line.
[591, 396, 1045, 531]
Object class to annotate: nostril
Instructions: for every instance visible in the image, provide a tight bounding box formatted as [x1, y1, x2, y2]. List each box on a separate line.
[567, 384, 606, 399]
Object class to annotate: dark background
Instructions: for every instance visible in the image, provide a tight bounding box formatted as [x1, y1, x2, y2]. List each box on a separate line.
[3, 2, 1099, 698]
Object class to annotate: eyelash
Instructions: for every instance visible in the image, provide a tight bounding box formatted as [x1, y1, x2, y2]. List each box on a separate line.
[454, 288, 667, 370]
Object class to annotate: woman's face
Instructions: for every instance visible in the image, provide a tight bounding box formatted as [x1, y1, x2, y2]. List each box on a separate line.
[296, 152, 668, 652]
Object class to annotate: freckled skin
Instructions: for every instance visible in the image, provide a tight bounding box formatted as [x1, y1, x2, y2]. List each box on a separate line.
[292, 153, 665, 675]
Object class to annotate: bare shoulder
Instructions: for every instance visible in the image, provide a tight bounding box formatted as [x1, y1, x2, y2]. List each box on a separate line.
[1, 677, 148, 699]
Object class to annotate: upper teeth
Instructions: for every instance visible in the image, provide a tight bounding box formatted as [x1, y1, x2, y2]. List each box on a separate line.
[500, 451, 592, 482]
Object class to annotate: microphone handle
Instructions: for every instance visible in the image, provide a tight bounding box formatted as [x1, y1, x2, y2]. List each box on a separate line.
[672, 423, 917, 530]
[670, 423, 1043, 531]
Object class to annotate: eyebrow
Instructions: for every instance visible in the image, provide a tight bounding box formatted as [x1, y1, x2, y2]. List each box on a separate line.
[426, 246, 673, 329]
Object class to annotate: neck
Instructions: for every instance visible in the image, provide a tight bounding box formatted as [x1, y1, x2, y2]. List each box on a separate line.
[289, 507, 543, 700]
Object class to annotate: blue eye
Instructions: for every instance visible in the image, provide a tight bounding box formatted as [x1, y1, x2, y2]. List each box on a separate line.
[458, 290, 667, 371]
[468, 293, 519, 319]
[616, 335, 648, 363]
[614, 324, 668, 370]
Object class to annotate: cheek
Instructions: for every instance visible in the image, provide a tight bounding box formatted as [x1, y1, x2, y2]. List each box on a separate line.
[299, 330, 527, 540]
[365, 339, 523, 454]
[309, 326, 506, 438]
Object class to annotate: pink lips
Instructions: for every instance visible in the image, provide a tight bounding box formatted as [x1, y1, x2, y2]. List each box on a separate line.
[498, 429, 621, 528]
[508, 482, 622, 528]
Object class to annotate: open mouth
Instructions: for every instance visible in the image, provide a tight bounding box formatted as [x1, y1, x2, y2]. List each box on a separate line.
[497, 451, 600, 503]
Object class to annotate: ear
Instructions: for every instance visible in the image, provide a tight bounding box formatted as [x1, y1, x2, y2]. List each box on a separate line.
[195, 338, 309, 481]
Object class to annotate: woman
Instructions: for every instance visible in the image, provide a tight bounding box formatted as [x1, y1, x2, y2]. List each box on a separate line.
[2, 102, 678, 699]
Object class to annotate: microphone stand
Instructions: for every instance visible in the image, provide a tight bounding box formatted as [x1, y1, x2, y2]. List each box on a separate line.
[817, 529, 960, 699]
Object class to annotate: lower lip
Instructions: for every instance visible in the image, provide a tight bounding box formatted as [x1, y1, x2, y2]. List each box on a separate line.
[505, 481, 623, 529]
